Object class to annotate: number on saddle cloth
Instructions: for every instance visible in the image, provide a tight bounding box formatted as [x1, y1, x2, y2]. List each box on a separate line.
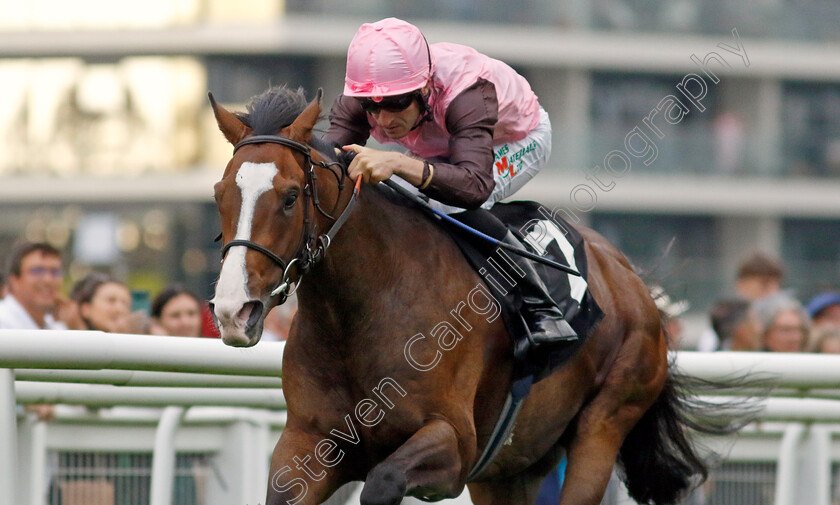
[454, 204, 596, 317]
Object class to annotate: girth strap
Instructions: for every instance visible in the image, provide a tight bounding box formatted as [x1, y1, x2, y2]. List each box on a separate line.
[466, 374, 533, 481]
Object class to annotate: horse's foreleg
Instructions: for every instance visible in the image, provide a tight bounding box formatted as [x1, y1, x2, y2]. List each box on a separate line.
[360, 419, 465, 505]
[265, 428, 348, 505]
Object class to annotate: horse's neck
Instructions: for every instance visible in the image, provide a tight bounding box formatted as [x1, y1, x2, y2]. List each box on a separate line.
[295, 184, 433, 335]
[302, 184, 414, 291]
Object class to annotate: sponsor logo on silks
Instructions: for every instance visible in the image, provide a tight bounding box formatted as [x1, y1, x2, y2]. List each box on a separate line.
[495, 156, 518, 178]
[495, 140, 538, 178]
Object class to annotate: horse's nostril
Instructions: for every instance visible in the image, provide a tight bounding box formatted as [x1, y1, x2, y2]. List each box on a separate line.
[240, 300, 264, 331]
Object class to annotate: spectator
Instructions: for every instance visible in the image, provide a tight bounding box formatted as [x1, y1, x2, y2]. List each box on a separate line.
[70, 273, 133, 333]
[149, 285, 203, 337]
[735, 252, 785, 302]
[806, 291, 840, 329]
[697, 252, 785, 352]
[811, 326, 840, 354]
[710, 298, 761, 351]
[754, 294, 811, 353]
[0, 242, 77, 330]
[0, 242, 84, 422]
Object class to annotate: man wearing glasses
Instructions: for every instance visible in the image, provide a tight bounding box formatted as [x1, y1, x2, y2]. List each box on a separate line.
[325, 18, 577, 346]
[0, 242, 72, 330]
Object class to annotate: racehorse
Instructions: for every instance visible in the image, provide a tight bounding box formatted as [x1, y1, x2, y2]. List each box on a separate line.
[209, 86, 720, 505]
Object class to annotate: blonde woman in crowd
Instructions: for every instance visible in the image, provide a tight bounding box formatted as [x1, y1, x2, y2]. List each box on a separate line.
[754, 294, 812, 353]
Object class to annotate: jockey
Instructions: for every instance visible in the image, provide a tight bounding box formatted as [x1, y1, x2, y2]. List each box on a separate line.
[325, 17, 577, 346]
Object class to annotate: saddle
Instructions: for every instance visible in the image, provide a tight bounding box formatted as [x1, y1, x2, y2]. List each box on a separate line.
[445, 201, 605, 384]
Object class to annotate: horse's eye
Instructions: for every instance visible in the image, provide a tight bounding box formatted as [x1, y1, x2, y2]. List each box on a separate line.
[283, 192, 298, 209]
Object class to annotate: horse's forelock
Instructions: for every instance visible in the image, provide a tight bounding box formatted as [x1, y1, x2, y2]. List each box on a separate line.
[236, 86, 310, 136]
[234, 85, 340, 167]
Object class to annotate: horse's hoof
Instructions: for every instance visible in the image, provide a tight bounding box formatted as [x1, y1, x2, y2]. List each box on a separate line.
[360, 463, 407, 505]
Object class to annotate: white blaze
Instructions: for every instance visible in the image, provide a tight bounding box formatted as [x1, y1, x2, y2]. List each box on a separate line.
[214, 162, 279, 317]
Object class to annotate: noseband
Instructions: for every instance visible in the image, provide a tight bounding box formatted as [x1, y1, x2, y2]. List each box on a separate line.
[220, 134, 357, 302]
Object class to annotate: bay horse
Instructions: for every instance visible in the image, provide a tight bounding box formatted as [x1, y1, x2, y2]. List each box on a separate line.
[209, 86, 716, 505]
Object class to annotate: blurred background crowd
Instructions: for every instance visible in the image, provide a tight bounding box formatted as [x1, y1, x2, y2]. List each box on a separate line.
[0, 240, 298, 341]
[658, 250, 840, 354]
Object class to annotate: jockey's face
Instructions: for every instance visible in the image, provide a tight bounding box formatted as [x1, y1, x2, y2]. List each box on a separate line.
[362, 86, 428, 140]
[369, 99, 422, 139]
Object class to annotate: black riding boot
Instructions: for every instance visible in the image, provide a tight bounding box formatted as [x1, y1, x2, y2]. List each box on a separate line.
[501, 233, 578, 346]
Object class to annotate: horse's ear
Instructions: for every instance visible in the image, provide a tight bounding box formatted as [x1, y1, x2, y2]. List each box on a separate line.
[208, 92, 252, 146]
[287, 88, 323, 143]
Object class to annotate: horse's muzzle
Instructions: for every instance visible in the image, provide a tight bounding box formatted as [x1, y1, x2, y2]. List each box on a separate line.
[210, 299, 264, 347]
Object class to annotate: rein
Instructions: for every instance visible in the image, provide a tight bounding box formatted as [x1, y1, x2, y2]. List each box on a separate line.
[220, 134, 359, 303]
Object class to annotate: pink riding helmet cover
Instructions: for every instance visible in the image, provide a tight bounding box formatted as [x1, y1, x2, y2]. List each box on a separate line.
[343, 18, 432, 101]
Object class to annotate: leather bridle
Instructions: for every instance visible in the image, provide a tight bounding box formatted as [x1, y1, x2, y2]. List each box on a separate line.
[219, 135, 358, 303]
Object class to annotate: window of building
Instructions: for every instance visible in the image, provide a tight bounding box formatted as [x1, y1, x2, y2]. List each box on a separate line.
[590, 212, 719, 311]
[783, 82, 840, 177]
[781, 218, 840, 298]
[204, 55, 315, 105]
[590, 72, 719, 175]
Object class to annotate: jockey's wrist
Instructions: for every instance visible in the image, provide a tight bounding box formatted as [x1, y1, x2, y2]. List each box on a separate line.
[393, 153, 426, 186]
[419, 161, 434, 190]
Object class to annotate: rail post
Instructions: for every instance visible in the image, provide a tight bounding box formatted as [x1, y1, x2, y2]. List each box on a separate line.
[0, 368, 18, 505]
[150, 406, 187, 505]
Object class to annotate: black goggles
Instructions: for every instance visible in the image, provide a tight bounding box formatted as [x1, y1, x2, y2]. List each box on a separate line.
[359, 91, 420, 114]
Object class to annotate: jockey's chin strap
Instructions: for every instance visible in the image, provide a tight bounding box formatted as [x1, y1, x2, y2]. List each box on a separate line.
[220, 134, 359, 304]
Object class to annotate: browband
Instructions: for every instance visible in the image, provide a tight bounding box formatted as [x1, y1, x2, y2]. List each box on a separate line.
[233, 135, 311, 156]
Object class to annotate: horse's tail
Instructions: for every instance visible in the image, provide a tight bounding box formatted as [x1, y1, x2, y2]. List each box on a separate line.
[616, 359, 764, 505]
